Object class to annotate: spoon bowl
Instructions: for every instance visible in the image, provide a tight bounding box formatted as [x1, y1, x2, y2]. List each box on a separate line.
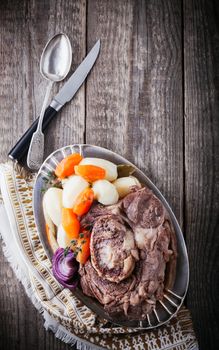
[40, 33, 72, 82]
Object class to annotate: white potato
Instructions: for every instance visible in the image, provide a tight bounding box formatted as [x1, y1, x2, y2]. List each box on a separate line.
[57, 225, 72, 248]
[43, 188, 63, 227]
[113, 176, 141, 198]
[79, 157, 118, 181]
[42, 195, 54, 230]
[42, 196, 59, 252]
[61, 175, 74, 187]
[62, 175, 89, 208]
[92, 179, 119, 205]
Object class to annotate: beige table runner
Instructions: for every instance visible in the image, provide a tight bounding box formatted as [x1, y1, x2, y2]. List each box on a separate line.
[0, 163, 198, 350]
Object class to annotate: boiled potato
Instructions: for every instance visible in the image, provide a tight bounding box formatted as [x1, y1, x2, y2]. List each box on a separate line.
[113, 176, 141, 198]
[42, 197, 55, 232]
[43, 188, 63, 227]
[61, 175, 74, 187]
[42, 196, 59, 252]
[57, 225, 72, 248]
[79, 158, 117, 181]
[92, 179, 119, 205]
[62, 175, 89, 208]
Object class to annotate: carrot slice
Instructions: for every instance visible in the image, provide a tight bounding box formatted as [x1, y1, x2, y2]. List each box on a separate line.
[61, 208, 80, 239]
[74, 164, 105, 182]
[55, 153, 83, 179]
[45, 224, 58, 252]
[73, 188, 94, 216]
[76, 231, 91, 264]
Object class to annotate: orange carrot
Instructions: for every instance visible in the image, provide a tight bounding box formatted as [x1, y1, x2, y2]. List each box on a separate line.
[45, 224, 58, 252]
[76, 231, 91, 264]
[55, 153, 83, 179]
[74, 164, 105, 182]
[61, 208, 80, 239]
[73, 188, 94, 216]
[45, 224, 51, 244]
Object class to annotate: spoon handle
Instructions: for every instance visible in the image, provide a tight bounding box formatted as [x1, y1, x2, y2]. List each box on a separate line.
[26, 131, 45, 171]
[27, 81, 53, 170]
[37, 81, 54, 133]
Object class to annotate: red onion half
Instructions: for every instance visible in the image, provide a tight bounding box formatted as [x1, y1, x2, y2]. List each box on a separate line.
[52, 248, 79, 290]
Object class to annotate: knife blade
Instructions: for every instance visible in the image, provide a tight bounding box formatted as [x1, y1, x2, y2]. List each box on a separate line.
[51, 39, 100, 109]
[8, 39, 101, 163]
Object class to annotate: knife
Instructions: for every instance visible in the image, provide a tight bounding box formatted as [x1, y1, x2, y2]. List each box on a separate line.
[8, 39, 100, 162]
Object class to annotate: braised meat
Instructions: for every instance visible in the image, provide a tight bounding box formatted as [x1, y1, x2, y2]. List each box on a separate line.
[122, 187, 165, 230]
[79, 186, 177, 320]
[80, 203, 109, 228]
[80, 260, 136, 306]
[90, 214, 139, 283]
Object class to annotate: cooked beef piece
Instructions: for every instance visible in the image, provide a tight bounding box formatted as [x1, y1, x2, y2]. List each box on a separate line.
[79, 186, 177, 320]
[80, 202, 108, 228]
[80, 200, 124, 229]
[90, 215, 139, 283]
[122, 187, 165, 229]
[162, 220, 177, 289]
[79, 217, 176, 320]
[79, 260, 136, 306]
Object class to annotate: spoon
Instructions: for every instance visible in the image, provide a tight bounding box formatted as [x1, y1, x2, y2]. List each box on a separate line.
[27, 33, 72, 171]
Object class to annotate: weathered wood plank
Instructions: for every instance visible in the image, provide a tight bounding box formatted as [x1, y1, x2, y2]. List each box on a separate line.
[86, 0, 183, 224]
[0, 0, 86, 161]
[0, 0, 86, 349]
[184, 0, 219, 348]
[0, 0, 218, 348]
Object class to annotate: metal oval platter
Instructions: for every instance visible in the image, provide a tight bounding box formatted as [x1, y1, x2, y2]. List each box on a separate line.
[33, 144, 189, 329]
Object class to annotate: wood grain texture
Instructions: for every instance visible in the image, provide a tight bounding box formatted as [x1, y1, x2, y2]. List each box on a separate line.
[86, 0, 184, 225]
[0, 0, 85, 349]
[0, 0, 86, 161]
[184, 0, 219, 347]
[0, 0, 219, 348]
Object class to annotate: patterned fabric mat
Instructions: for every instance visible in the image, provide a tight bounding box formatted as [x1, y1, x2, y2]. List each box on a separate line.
[0, 163, 199, 350]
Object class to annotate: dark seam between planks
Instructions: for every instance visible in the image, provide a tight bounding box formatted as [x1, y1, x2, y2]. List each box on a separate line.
[181, 0, 188, 309]
[182, 0, 186, 239]
[84, 0, 88, 144]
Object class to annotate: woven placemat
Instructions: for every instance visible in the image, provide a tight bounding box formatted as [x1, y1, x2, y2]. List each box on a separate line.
[0, 163, 198, 350]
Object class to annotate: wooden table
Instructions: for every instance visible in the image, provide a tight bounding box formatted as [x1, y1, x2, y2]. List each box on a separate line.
[0, 0, 218, 349]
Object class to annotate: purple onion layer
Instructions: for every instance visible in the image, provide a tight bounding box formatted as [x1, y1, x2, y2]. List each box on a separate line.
[52, 248, 79, 290]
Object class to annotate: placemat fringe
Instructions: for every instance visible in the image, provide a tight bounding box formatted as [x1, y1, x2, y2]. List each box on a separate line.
[0, 236, 43, 313]
[176, 307, 198, 350]
[43, 312, 105, 350]
[9, 160, 32, 180]
[0, 234, 100, 350]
